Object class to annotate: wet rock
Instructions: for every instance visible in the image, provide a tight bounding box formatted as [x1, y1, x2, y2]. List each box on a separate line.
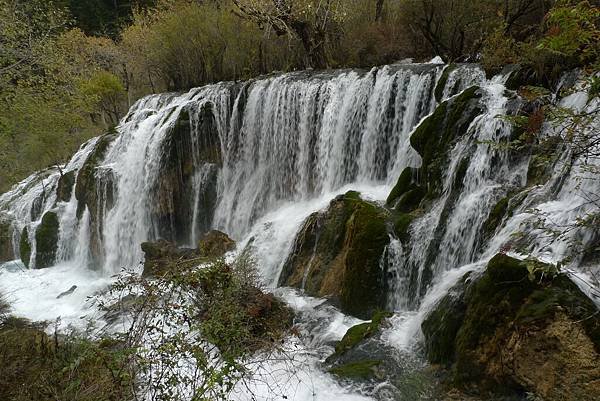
[279, 191, 390, 319]
[410, 86, 482, 200]
[422, 254, 600, 400]
[152, 104, 221, 243]
[434, 64, 458, 102]
[35, 211, 59, 269]
[19, 228, 31, 268]
[75, 132, 118, 269]
[56, 285, 77, 299]
[0, 216, 14, 263]
[140, 239, 201, 277]
[55, 170, 75, 202]
[198, 230, 236, 258]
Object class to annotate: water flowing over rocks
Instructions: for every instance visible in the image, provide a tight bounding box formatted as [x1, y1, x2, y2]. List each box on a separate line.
[0, 61, 598, 401]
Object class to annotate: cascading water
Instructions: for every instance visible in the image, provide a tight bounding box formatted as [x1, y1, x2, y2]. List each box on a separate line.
[0, 61, 598, 400]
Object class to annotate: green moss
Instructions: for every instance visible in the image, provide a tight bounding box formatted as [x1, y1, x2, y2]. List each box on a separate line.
[35, 211, 59, 269]
[434, 64, 458, 102]
[392, 212, 415, 243]
[55, 170, 76, 202]
[329, 360, 382, 380]
[482, 196, 510, 238]
[387, 167, 414, 206]
[334, 311, 392, 355]
[280, 191, 390, 319]
[0, 219, 13, 263]
[339, 199, 390, 318]
[421, 274, 470, 365]
[75, 132, 117, 217]
[19, 227, 31, 268]
[409, 86, 482, 200]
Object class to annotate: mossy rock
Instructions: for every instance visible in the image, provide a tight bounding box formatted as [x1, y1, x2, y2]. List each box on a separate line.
[392, 212, 415, 243]
[526, 136, 562, 186]
[386, 167, 425, 212]
[421, 273, 471, 365]
[434, 63, 458, 102]
[19, 228, 31, 268]
[334, 311, 393, 356]
[55, 170, 76, 202]
[75, 132, 117, 218]
[409, 86, 482, 200]
[423, 254, 600, 399]
[481, 196, 510, 238]
[141, 239, 203, 277]
[0, 218, 14, 263]
[329, 360, 383, 380]
[279, 191, 390, 319]
[34, 211, 59, 269]
[152, 104, 221, 243]
[198, 230, 236, 258]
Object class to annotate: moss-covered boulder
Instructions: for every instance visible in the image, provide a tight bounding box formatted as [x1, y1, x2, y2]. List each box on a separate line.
[140, 239, 202, 277]
[198, 230, 236, 258]
[74, 133, 117, 269]
[434, 64, 458, 103]
[326, 311, 409, 385]
[19, 228, 31, 267]
[34, 211, 59, 269]
[332, 311, 392, 357]
[410, 86, 482, 200]
[55, 170, 76, 202]
[422, 254, 600, 400]
[279, 191, 390, 319]
[0, 217, 14, 263]
[152, 104, 221, 244]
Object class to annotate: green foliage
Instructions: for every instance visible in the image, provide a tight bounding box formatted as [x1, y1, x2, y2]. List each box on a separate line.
[99, 251, 293, 400]
[537, 1, 600, 66]
[0, 317, 133, 401]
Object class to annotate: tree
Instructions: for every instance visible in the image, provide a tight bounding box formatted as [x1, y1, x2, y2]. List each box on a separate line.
[231, 0, 345, 69]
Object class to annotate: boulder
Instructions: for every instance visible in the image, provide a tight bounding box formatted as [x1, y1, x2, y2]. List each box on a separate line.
[152, 104, 221, 243]
[19, 228, 31, 268]
[74, 132, 117, 268]
[34, 211, 59, 269]
[55, 170, 75, 202]
[279, 191, 390, 319]
[140, 239, 201, 277]
[0, 217, 14, 263]
[422, 254, 600, 400]
[198, 230, 236, 258]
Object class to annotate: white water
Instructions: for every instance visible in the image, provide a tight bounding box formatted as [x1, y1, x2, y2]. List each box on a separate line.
[0, 64, 598, 400]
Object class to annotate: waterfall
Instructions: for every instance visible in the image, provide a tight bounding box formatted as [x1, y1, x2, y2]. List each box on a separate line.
[1, 61, 599, 400]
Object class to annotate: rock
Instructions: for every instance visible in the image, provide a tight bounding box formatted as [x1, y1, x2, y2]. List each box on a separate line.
[0, 216, 14, 263]
[141, 239, 201, 277]
[325, 311, 424, 390]
[410, 86, 482, 200]
[56, 285, 77, 299]
[198, 230, 236, 258]
[55, 170, 75, 202]
[34, 211, 59, 269]
[19, 228, 31, 268]
[75, 132, 117, 269]
[422, 254, 600, 400]
[434, 63, 458, 103]
[332, 311, 393, 357]
[152, 104, 221, 243]
[279, 191, 390, 319]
